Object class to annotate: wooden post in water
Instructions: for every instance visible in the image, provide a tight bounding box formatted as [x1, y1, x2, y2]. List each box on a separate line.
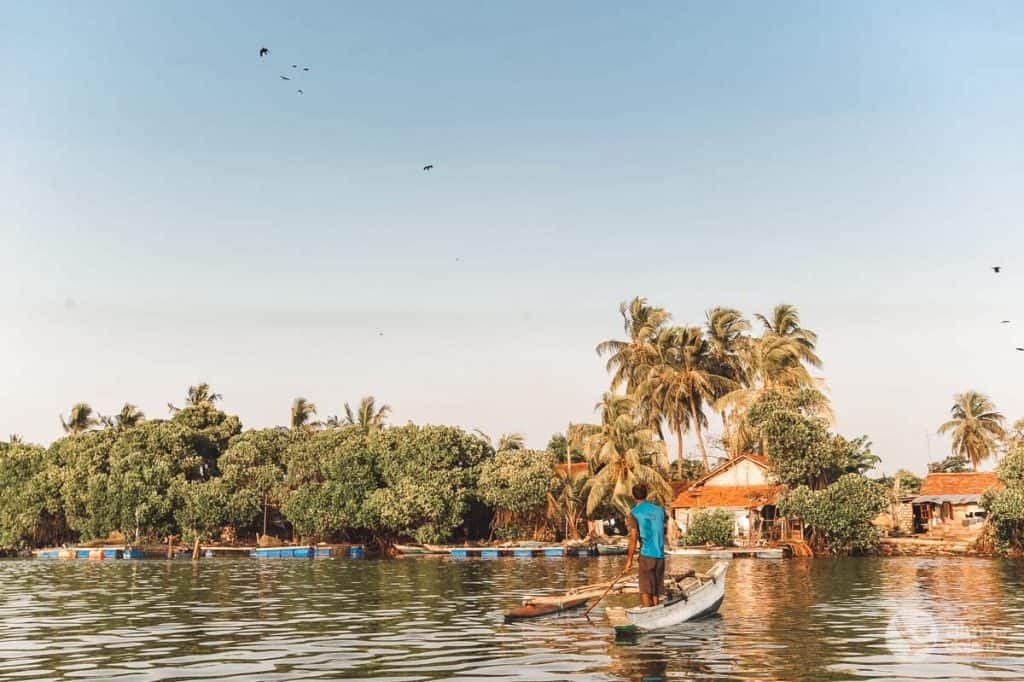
[192, 535, 200, 561]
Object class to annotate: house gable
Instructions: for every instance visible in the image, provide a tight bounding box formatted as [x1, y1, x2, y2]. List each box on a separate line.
[702, 457, 770, 487]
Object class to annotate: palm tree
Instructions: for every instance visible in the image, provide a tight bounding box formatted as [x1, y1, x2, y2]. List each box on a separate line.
[100, 403, 144, 431]
[344, 396, 391, 432]
[61, 402, 99, 435]
[322, 415, 343, 428]
[704, 307, 750, 452]
[715, 328, 827, 457]
[187, 383, 222, 407]
[596, 297, 670, 394]
[755, 304, 822, 369]
[168, 383, 222, 414]
[497, 433, 525, 451]
[7, 434, 23, 444]
[937, 391, 1006, 470]
[582, 393, 671, 514]
[639, 326, 735, 472]
[290, 397, 318, 430]
[548, 469, 590, 540]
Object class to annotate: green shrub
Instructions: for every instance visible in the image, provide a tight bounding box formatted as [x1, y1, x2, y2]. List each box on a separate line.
[682, 509, 734, 547]
[779, 473, 886, 555]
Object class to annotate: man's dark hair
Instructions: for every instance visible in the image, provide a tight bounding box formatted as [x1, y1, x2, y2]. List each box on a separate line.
[632, 483, 648, 500]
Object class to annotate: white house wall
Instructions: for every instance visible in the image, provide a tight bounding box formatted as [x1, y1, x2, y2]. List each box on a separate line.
[703, 459, 769, 487]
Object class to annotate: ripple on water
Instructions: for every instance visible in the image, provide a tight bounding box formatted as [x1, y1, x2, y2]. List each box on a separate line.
[3, 556, 1024, 680]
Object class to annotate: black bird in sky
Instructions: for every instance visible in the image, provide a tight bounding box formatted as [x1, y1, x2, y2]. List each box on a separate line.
[280, 75, 291, 80]
[259, 47, 270, 58]
[993, 266, 1002, 273]
[1002, 320, 1012, 324]
[423, 164, 434, 171]
[292, 64, 297, 68]
[303, 67, 310, 71]
[1017, 347, 1024, 352]
[297, 89, 303, 95]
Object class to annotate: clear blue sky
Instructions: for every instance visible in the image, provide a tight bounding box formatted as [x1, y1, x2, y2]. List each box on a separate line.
[2, 1, 1022, 473]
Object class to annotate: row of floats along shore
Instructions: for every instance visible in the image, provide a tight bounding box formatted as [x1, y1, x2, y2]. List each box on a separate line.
[33, 544, 366, 560]
[442, 546, 788, 559]
[448, 546, 596, 558]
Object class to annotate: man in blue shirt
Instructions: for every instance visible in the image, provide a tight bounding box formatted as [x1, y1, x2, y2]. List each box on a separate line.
[624, 483, 666, 607]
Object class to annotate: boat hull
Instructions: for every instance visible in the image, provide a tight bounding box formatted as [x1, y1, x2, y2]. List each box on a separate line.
[611, 561, 728, 633]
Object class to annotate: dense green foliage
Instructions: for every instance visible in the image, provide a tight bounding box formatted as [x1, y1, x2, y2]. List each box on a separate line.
[748, 390, 878, 490]
[682, 509, 734, 547]
[364, 425, 491, 543]
[0, 387, 502, 550]
[779, 474, 887, 554]
[281, 428, 377, 539]
[876, 469, 923, 495]
[980, 446, 1024, 551]
[927, 453, 972, 473]
[478, 449, 558, 513]
[479, 449, 561, 540]
[0, 443, 62, 548]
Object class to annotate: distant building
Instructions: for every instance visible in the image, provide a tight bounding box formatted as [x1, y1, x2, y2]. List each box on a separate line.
[670, 454, 793, 545]
[911, 472, 1002, 534]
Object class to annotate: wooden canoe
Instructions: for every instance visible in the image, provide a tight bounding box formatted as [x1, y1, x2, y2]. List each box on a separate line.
[504, 595, 590, 621]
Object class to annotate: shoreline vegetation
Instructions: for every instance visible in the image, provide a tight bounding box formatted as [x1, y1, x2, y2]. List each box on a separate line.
[3, 298, 1024, 558]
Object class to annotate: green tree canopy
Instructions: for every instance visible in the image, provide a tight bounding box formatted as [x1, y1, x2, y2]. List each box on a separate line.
[0, 443, 64, 548]
[478, 449, 558, 513]
[363, 424, 491, 543]
[927, 453, 971, 473]
[779, 474, 886, 555]
[219, 428, 295, 532]
[281, 427, 377, 540]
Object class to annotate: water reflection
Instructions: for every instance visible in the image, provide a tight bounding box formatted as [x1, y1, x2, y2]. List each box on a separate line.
[1, 556, 1023, 680]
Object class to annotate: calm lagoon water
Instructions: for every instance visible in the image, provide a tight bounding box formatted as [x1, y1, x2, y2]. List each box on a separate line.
[2, 555, 1024, 681]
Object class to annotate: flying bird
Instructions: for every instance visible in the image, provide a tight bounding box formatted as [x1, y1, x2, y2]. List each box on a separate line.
[1017, 348, 1024, 352]
[280, 75, 291, 80]
[303, 67, 310, 71]
[993, 266, 1002, 273]
[259, 47, 269, 58]
[423, 164, 434, 171]
[1002, 320, 1012, 324]
[292, 64, 297, 68]
[297, 89, 303, 95]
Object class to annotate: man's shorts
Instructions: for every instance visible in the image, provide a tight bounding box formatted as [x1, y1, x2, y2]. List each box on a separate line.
[638, 555, 665, 596]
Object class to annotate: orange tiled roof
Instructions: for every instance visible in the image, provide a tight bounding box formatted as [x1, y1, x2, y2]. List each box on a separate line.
[671, 484, 783, 510]
[919, 472, 1002, 496]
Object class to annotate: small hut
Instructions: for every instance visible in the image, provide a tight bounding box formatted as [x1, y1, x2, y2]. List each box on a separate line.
[911, 472, 1002, 534]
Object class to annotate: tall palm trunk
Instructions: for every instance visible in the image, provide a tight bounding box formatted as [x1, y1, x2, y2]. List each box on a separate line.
[675, 424, 685, 479]
[720, 411, 732, 458]
[689, 402, 710, 470]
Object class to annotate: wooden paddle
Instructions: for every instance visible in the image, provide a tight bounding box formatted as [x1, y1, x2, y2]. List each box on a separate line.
[583, 567, 635, 622]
